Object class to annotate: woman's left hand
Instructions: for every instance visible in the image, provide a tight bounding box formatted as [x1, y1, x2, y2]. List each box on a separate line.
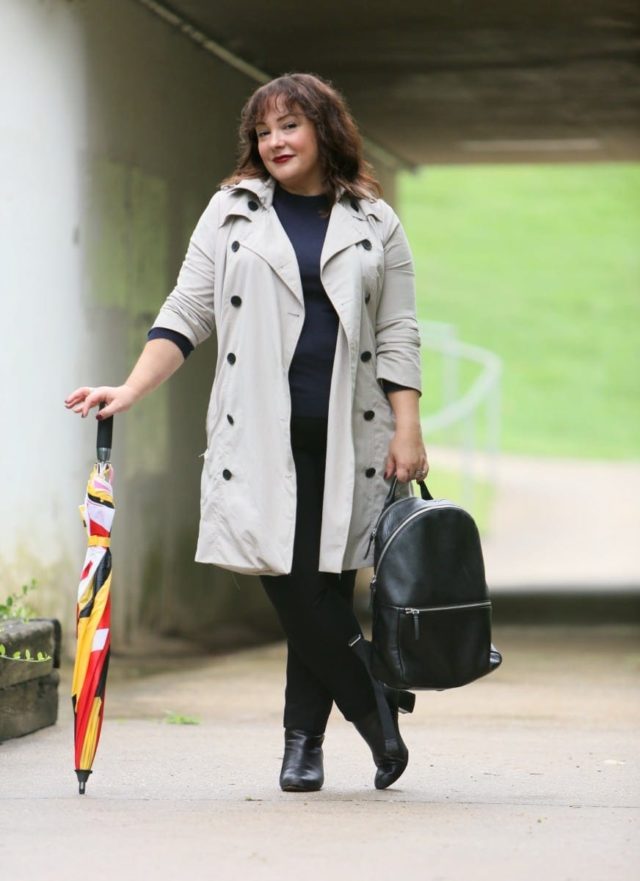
[384, 426, 429, 483]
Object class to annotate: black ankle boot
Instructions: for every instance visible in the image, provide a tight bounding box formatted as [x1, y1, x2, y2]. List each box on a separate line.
[279, 729, 325, 792]
[349, 635, 414, 789]
[353, 691, 409, 790]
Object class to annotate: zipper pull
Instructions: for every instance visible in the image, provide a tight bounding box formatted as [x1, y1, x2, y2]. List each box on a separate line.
[365, 526, 377, 557]
[369, 576, 377, 612]
[405, 608, 420, 640]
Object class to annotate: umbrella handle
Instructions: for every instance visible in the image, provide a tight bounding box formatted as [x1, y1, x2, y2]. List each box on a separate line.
[97, 403, 113, 463]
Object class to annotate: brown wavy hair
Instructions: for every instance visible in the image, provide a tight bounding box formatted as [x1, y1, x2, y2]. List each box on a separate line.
[222, 73, 382, 204]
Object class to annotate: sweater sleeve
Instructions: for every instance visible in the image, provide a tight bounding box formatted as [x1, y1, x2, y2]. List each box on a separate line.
[147, 327, 194, 359]
[381, 380, 419, 395]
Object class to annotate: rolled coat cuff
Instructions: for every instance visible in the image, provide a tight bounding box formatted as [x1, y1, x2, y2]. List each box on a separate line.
[150, 305, 206, 348]
[376, 320, 422, 395]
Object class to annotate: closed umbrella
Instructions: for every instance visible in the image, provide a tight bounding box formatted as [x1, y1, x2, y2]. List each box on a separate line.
[71, 414, 114, 794]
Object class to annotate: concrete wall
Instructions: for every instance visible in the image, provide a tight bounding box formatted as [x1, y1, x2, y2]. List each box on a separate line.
[1, 0, 90, 640]
[0, 0, 397, 651]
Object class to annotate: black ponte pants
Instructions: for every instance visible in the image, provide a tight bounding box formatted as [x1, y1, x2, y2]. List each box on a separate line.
[260, 416, 377, 734]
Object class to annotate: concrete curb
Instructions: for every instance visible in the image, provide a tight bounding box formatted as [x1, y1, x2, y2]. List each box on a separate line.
[0, 618, 62, 742]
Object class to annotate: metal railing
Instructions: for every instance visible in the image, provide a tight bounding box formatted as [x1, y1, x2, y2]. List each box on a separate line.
[419, 321, 502, 510]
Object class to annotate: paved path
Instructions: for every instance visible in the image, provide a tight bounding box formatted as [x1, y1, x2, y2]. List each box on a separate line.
[1, 626, 638, 881]
[429, 447, 640, 589]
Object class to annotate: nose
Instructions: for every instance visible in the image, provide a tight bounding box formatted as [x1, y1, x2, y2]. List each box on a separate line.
[268, 129, 285, 150]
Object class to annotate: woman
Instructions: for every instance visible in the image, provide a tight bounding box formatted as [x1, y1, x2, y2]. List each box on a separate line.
[65, 73, 428, 791]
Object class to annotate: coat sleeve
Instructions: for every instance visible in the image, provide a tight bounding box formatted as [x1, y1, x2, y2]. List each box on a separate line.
[150, 192, 220, 347]
[374, 204, 422, 394]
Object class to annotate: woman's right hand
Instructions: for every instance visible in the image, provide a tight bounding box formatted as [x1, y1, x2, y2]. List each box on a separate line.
[66, 338, 186, 420]
[64, 384, 138, 420]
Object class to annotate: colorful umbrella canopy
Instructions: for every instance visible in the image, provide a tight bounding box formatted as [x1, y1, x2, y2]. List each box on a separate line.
[71, 415, 114, 794]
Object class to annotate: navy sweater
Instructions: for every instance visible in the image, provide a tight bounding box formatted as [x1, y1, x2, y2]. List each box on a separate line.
[272, 184, 336, 417]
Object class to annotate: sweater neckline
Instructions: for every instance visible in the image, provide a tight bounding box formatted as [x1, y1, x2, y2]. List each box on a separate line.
[274, 183, 329, 208]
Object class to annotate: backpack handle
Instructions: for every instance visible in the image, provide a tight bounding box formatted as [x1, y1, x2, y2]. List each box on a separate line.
[383, 476, 433, 509]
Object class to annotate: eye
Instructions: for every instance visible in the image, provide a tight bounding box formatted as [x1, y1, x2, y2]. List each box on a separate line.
[256, 130, 269, 139]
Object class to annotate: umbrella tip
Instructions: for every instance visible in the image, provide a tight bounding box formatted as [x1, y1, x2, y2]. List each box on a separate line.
[75, 769, 92, 795]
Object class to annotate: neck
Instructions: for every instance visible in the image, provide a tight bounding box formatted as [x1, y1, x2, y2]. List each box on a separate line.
[276, 181, 326, 198]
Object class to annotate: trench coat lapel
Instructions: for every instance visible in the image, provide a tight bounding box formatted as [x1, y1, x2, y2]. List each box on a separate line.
[321, 199, 368, 271]
[220, 178, 304, 306]
[240, 212, 304, 306]
[320, 200, 369, 358]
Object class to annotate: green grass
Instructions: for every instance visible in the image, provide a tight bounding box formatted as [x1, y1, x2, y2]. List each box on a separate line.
[399, 163, 640, 459]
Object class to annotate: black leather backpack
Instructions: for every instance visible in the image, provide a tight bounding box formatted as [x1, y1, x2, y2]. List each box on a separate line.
[369, 478, 502, 690]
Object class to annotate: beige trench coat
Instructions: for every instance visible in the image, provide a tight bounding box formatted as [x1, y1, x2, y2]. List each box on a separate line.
[153, 176, 422, 575]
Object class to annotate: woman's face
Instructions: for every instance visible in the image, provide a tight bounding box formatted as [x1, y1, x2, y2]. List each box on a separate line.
[256, 102, 324, 196]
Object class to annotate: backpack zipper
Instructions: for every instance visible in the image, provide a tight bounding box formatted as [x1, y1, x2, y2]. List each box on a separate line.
[405, 607, 421, 639]
[375, 503, 463, 573]
[365, 526, 377, 557]
[403, 601, 491, 640]
[366, 495, 427, 556]
[403, 600, 491, 614]
[368, 575, 377, 611]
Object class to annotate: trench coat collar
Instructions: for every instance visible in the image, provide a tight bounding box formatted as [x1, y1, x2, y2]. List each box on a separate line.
[219, 176, 383, 223]
[218, 176, 382, 306]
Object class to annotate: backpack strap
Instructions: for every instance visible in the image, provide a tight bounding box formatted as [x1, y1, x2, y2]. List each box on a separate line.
[384, 477, 433, 508]
[348, 634, 399, 751]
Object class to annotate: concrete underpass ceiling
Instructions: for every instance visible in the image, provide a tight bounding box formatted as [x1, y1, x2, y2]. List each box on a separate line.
[140, 0, 640, 166]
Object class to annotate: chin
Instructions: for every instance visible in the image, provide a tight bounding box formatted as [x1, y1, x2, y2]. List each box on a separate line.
[271, 167, 296, 183]
[276, 176, 302, 191]
[270, 161, 300, 178]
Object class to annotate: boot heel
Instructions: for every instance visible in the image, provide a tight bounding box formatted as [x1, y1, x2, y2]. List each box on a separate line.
[398, 690, 416, 715]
